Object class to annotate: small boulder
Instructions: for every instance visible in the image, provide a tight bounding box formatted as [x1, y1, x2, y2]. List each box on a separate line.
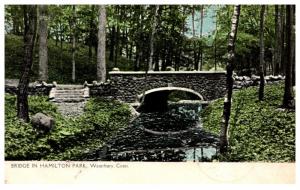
[31, 113, 55, 133]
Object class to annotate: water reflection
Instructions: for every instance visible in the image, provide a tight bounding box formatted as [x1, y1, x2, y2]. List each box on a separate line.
[184, 146, 218, 161]
[89, 100, 220, 161]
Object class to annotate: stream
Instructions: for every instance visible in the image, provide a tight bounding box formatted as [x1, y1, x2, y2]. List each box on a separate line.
[89, 101, 219, 161]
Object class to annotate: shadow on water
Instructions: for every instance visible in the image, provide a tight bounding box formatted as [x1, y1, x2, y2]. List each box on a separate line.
[88, 99, 220, 161]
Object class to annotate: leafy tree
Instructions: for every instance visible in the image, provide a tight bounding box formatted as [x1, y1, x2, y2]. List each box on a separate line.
[215, 5, 277, 75]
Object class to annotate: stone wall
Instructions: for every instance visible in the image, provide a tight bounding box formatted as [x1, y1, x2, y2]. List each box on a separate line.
[233, 75, 285, 89]
[5, 73, 284, 103]
[5, 79, 55, 96]
[108, 71, 227, 103]
[87, 81, 116, 97]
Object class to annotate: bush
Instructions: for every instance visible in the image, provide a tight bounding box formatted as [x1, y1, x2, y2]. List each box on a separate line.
[201, 83, 295, 162]
[5, 95, 132, 160]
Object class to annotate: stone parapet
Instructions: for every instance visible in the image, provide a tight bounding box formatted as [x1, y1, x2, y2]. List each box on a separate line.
[5, 79, 55, 96]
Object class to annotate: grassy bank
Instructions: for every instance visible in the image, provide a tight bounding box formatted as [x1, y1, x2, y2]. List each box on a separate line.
[5, 94, 132, 160]
[201, 83, 295, 162]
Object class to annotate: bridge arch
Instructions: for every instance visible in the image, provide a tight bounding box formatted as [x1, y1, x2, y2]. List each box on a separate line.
[137, 87, 204, 102]
[137, 87, 204, 112]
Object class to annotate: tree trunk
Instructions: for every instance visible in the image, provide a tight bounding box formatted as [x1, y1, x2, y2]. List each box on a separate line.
[154, 48, 160, 71]
[129, 40, 133, 60]
[220, 5, 241, 154]
[71, 5, 76, 83]
[214, 12, 218, 71]
[199, 5, 204, 71]
[134, 49, 140, 71]
[258, 5, 265, 101]
[109, 25, 115, 62]
[38, 5, 48, 82]
[97, 5, 106, 82]
[114, 25, 119, 67]
[148, 5, 159, 71]
[292, 6, 295, 87]
[55, 31, 59, 46]
[274, 5, 281, 75]
[125, 28, 129, 59]
[161, 42, 167, 71]
[166, 43, 172, 68]
[119, 8, 126, 58]
[114, 6, 120, 67]
[192, 6, 198, 70]
[134, 6, 144, 71]
[280, 5, 285, 75]
[88, 5, 94, 64]
[178, 6, 185, 71]
[128, 11, 134, 61]
[282, 5, 294, 108]
[59, 21, 63, 70]
[17, 5, 37, 122]
[263, 6, 268, 76]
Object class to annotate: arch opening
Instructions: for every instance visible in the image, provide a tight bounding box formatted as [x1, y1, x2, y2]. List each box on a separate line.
[137, 87, 204, 113]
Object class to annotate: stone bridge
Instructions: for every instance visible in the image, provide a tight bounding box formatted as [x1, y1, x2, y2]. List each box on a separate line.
[6, 71, 284, 107]
[106, 71, 227, 103]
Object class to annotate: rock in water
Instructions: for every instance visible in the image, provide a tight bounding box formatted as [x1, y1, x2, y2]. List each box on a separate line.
[31, 113, 55, 133]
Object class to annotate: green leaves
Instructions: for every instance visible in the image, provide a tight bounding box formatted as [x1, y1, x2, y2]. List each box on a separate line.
[215, 5, 277, 72]
[5, 95, 132, 160]
[201, 83, 295, 162]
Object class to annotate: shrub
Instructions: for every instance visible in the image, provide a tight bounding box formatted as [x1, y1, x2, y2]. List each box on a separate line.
[5, 95, 132, 160]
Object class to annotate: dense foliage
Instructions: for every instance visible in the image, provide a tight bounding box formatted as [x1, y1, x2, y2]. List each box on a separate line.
[215, 5, 278, 76]
[5, 34, 127, 83]
[5, 95, 132, 160]
[201, 83, 295, 162]
[6, 5, 291, 82]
